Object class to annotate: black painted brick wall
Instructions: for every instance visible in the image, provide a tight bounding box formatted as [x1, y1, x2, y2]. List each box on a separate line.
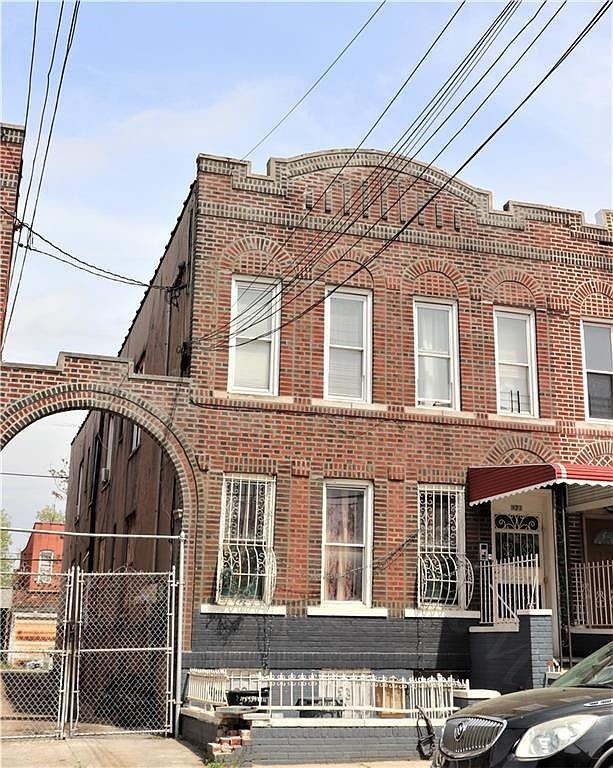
[187, 614, 473, 673]
[470, 614, 553, 693]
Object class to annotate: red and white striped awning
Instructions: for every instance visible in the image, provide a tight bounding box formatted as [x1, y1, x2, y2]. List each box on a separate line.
[467, 463, 613, 506]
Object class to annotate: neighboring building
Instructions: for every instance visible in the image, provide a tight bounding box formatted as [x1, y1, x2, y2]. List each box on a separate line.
[65, 149, 613, 693]
[5, 522, 64, 667]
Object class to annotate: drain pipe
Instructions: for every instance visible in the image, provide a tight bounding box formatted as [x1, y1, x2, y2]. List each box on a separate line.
[174, 528, 186, 736]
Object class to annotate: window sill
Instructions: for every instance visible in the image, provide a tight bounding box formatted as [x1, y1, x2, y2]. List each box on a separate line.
[406, 406, 476, 419]
[488, 413, 554, 425]
[311, 399, 386, 412]
[200, 603, 287, 616]
[576, 418, 613, 429]
[404, 608, 480, 619]
[306, 605, 388, 618]
[219, 389, 293, 404]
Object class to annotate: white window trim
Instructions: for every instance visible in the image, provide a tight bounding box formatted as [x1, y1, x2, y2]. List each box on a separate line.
[130, 422, 141, 454]
[324, 287, 372, 404]
[75, 460, 84, 521]
[413, 297, 460, 410]
[37, 550, 54, 584]
[227, 276, 281, 396]
[581, 318, 613, 423]
[103, 416, 115, 477]
[320, 479, 374, 609]
[493, 307, 539, 417]
[216, 473, 276, 606]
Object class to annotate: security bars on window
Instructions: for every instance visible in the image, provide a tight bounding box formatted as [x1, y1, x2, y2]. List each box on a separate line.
[216, 476, 277, 606]
[417, 485, 473, 609]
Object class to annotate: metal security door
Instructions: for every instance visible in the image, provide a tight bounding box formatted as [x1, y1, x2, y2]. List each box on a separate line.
[68, 568, 176, 736]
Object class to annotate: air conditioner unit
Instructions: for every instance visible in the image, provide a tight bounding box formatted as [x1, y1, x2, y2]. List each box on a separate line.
[101, 467, 111, 484]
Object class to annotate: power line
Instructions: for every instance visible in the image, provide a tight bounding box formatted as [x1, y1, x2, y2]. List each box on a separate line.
[241, 1, 387, 160]
[194, 0, 495, 347]
[8, 1, 65, 300]
[210, 1, 467, 346]
[219, 0, 555, 349]
[3, 1, 80, 349]
[0, 206, 174, 290]
[0, 472, 68, 479]
[214, 1, 610, 351]
[200, 0, 523, 348]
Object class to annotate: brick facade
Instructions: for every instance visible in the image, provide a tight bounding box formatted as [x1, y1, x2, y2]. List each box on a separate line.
[2, 139, 612, 669]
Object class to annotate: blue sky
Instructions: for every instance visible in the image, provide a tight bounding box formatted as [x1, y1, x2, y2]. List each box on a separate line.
[1, 1, 611, 549]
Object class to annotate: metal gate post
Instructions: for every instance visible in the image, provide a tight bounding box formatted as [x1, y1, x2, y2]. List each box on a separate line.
[67, 566, 83, 735]
[173, 530, 186, 736]
[57, 566, 75, 738]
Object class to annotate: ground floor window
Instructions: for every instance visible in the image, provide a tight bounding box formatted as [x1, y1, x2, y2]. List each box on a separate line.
[417, 484, 471, 608]
[322, 481, 373, 605]
[216, 475, 276, 605]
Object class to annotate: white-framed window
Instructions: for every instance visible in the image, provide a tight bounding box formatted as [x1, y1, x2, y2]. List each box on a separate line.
[228, 276, 281, 395]
[37, 550, 54, 585]
[75, 459, 84, 521]
[101, 416, 115, 480]
[130, 422, 141, 453]
[494, 308, 538, 416]
[417, 484, 472, 608]
[324, 288, 372, 402]
[321, 480, 373, 606]
[414, 299, 460, 409]
[216, 475, 276, 605]
[582, 320, 613, 420]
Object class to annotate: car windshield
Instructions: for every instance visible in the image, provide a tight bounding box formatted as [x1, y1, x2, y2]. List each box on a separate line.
[552, 643, 613, 689]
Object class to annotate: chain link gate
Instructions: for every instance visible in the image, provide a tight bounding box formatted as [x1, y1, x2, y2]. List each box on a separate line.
[1, 566, 178, 739]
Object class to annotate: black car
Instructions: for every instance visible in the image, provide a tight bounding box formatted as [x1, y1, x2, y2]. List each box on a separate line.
[432, 641, 613, 768]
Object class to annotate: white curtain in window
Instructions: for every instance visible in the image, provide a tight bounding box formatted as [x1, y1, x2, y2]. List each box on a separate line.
[498, 315, 528, 364]
[418, 306, 449, 354]
[234, 340, 271, 390]
[324, 487, 365, 601]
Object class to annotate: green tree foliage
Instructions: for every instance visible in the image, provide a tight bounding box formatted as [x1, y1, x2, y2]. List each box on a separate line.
[36, 504, 65, 525]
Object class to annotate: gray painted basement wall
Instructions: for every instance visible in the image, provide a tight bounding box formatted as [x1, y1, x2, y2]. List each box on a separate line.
[186, 614, 474, 673]
[470, 613, 553, 693]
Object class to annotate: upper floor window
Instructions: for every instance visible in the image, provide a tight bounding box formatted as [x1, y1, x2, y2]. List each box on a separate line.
[414, 299, 459, 409]
[37, 550, 54, 584]
[324, 288, 372, 402]
[75, 459, 84, 521]
[228, 277, 281, 395]
[494, 308, 538, 417]
[101, 416, 115, 481]
[216, 475, 276, 605]
[583, 320, 613, 420]
[321, 481, 373, 606]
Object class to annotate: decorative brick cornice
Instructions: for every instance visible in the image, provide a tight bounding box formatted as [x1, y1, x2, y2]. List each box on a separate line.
[0, 123, 25, 145]
[198, 201, 613, 273]
[197, 149, 612, 244]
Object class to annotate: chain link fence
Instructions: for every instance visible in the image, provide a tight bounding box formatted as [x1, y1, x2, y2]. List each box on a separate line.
[1, 565, 178, 739]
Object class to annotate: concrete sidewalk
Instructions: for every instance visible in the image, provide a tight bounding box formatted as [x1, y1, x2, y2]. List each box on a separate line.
[0, 735, 430, 768]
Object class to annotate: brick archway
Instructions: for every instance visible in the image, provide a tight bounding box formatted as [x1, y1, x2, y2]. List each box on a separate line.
[0, 353, 203, 649]
[1, 383, 199, 520]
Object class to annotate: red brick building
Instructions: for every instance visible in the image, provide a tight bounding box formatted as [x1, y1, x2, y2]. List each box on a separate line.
[60, 148, 613, 689]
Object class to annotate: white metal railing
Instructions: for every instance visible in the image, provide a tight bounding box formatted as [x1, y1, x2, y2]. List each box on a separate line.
[479, 554, 540, 626]
[418, 552, 474, 610]
[571, 560, 613, 628]
[186, 669, 468, 720]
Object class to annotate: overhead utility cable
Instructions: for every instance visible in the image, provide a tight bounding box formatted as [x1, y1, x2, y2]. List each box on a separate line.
[241, 1, 387, 160]
[216, 0, 608, 349]
[196, 0, 522, 347]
